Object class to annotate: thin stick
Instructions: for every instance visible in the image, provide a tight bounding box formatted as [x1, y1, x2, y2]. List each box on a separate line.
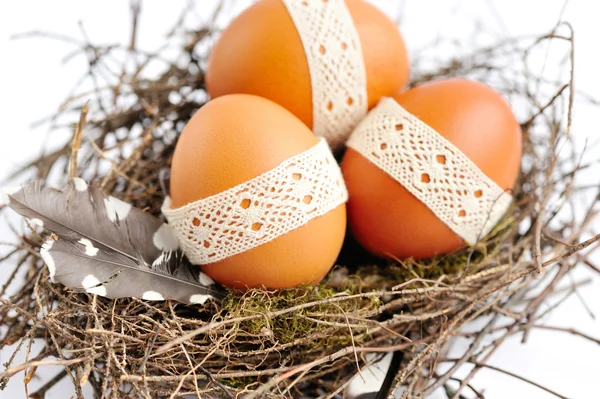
[0, 358, 86, 380]
[68, 103, 88, 179]
[137, 324, 161, 374]
[85, 329, 145, 344]
[438, 359, 570, 399]
[448, 377, 485, 399]
[533, 324, 600, 345]
[522, 263, 568, 343]
[582, 258, 600, 275]
[28, 369, 69, 399]
[197, 365, 235, 399]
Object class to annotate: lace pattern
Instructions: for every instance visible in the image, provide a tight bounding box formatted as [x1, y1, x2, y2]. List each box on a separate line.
[162, 139, 348, 264]
[282, 0, 368, 151]
[346, 98, 513, 244]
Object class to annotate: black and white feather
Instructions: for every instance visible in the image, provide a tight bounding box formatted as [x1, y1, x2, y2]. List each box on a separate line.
[3, 179, 224, 304]
[344, 351, 404, 399]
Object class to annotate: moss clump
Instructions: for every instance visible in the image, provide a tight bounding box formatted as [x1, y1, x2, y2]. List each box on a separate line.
[221, 284, 380, 346]
[351, 211, 518, 284]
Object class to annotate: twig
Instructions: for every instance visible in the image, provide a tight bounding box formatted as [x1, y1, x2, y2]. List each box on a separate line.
[0, 358, 87, 380]
[533, 324, 600, 345]
[85, 328, 145, 344]
[522, 263, 569, 343]
[68, 103, 88, 179]
[448, 377, 485, 399]
[438, 359, 570, 399]
[28, 369, 68, 399]
[542, 233, 600, 268]
[197, 365, 235, 399]
[129, 0, 141, 51]
[137, 323, 161, 374]
[433, 311, 503, 396]
[582, 258, 600, 274]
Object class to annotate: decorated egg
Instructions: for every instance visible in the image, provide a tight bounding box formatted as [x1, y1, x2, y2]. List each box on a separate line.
[341, 78, 522, 260]
[205, 0, 410, 151]
[162, 94, 348, 290]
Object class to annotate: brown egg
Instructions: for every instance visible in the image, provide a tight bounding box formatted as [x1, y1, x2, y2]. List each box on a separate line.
[168, 94, 347, 289]
[205, 0, 410, 148]
[342, 79, 522, 260]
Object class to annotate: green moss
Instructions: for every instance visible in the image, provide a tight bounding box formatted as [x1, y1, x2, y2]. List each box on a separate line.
[221, 284, 379, 347]
[352, 212, 516, 284]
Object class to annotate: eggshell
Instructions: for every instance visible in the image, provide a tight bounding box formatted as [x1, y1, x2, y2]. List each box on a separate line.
[170, 94, 346, 289]
[341, 79, 522, 260]
[205, 0, 410, 131]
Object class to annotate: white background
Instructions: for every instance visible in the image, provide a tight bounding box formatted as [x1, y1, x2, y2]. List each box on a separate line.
[0, 1, 598, 398]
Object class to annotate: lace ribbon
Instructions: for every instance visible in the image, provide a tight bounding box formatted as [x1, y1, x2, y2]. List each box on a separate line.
[282, 0, 368, 151]
[162, 139, 348, 264]
[346, 98, 513, 244]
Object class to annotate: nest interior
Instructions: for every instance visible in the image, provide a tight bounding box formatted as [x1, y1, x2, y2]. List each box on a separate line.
[1, 3, 599, 399]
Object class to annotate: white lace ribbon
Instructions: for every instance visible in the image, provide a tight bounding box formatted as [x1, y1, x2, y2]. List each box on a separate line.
[162, 139, 348, 265]
[346, 98, 513, 245]
[282, 0, 368, 151]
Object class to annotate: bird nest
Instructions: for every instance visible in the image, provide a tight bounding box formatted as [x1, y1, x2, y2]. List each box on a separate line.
[1, 3, 598, 399]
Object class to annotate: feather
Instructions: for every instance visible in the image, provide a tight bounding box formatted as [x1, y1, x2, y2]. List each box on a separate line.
[344, 351, 404, 399]
[4, 179, 225, 304]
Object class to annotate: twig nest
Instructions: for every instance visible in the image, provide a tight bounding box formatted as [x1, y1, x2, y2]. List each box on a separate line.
[162, 94, 348, 290]
[205, 0, 410, 151]
[342, 78, 523, 260]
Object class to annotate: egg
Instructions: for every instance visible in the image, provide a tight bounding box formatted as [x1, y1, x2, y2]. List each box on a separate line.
[342, 78, 522, 260]
[163, 94, 348, 290]
[205, 0, 410, 150]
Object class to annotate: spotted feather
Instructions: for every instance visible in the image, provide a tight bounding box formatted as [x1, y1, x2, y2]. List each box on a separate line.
[4, 179, 224, 303]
